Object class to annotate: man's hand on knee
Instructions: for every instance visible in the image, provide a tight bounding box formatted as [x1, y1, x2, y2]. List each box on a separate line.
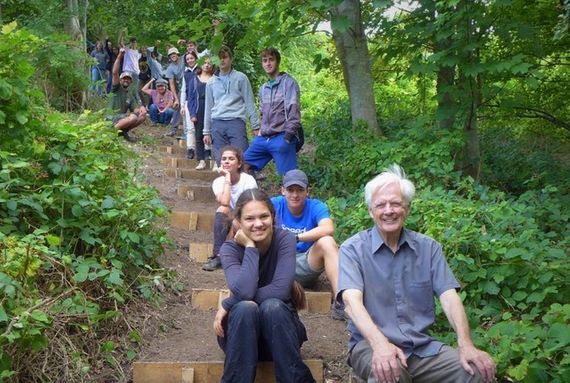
[459, 344, 496, 382]
[370, 342, 407, 383]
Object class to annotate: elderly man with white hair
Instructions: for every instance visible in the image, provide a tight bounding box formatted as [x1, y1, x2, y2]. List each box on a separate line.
[337, 164, 496, 383]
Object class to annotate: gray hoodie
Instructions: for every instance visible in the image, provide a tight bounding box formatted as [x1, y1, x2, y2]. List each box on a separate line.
[203, 69, 260, 135]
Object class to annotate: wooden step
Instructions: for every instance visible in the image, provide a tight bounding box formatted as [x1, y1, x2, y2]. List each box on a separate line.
[189, 242, 214, 262]
[177, 186, 216, 202]
[165, 168, 219, 182]
[170, 211, 215, 232]
[164, 157, 215, 170]
[159, 145, 186, 155]
[191, 288, 332, 314]
[133, 359, 324, 383]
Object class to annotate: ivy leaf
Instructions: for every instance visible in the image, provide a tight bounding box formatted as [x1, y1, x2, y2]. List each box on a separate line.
[108, 270, 123, 285]
[30, 310, 50, 323]
[45, 234, 60, 246]
[6, 200, 17, 211]
[80, 229, 96, 245]
[0, 306, 8, 322]
[15, 112, 28, 125]
[101, 196, 115, 210]
[71, 205, 83, 217]
[127, 232, 140, 243]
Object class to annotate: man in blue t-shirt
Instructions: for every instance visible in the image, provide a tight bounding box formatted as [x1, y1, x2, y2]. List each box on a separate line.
[271, 169, 345, 320]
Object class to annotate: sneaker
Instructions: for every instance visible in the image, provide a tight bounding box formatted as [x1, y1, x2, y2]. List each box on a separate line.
[186, 148, 195, 160]
[202, 256, 222, 271]
[331, 301, 348, 321]
[195, 160, 207, 170]
[119, 130, 136, 143]
[165, 128, 177, 137]
[212, 163, 220, 172]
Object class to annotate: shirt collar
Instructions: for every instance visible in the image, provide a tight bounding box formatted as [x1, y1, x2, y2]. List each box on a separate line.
[371, 226, 415, 254]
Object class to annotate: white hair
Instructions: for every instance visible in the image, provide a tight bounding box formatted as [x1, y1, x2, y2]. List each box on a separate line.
[364, 164, 416, 208]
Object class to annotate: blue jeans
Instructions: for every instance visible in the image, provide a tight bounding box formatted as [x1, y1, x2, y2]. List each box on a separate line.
[218, 299, 315, 383]
[149, 104, 173, 124]
[244, 132, 297, 175]
[91, 66, 105, 95]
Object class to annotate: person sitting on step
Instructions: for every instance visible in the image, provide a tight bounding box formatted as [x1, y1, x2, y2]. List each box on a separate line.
[141, 78, 174, 125]
[337, 164, 496, 383]
[202, 146, 257, 271]
[271, 169, 346, 320]
[213, 188, 316, 383]
[106, 48, 147, 142]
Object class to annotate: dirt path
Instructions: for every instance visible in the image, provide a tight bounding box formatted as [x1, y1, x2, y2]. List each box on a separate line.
[130, 125, 351, 382]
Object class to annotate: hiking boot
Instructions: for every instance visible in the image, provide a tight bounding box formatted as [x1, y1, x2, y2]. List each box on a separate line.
[202, 256, 222, 271]
[331, 301, 348, 321]
[195, 160, 207, 170]
[119, 130, 136, 143]
[186, 148, 195, 160]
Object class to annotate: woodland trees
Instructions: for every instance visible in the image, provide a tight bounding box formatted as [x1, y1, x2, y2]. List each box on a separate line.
[1, 1, 569, 381]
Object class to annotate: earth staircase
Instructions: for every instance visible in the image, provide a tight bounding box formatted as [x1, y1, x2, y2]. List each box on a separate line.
[133, 136, 349, 382]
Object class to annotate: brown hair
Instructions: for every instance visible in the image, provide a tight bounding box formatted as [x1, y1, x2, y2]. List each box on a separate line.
[220, 145, 244, 173]
[218, 45, 233, 60]
[233, 188, 275, 221]
[260, 47, 281, 65]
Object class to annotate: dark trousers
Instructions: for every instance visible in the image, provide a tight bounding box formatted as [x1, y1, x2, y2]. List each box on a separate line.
[212, 119, 249, 166]
[218, 299, 315, 383]
[213, 212, 231, 258]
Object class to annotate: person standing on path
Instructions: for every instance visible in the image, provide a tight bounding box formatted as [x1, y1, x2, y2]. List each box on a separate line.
[180, 51, 199, 159]
[244, 47, 300, 175]
[202, 146, 257, 271]
[203, 46, 259, 167]
[164, 47, 186, 137]
[182, 55, 215, 170]
[213, 188, 316, 383]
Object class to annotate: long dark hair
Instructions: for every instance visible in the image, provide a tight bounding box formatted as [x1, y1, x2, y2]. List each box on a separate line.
[233, 188, 306, 310]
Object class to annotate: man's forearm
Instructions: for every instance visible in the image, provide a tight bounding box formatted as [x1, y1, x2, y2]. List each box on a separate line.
[440, 289, 474, 347]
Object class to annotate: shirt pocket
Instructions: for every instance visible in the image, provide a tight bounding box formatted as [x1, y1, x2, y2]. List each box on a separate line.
[409, 281, 435, 315]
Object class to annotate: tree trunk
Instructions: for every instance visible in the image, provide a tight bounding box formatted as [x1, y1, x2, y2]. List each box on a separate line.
[435, 37, 456, 130]
[330, 0, 381, 135]
[457, 1, 481, 179]
[64, 0, 87, 110]
[461, 74, 482, 179]
[65, 0, 83, 41]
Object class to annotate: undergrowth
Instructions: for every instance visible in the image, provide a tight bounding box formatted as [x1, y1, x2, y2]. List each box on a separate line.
[0, 23, 170, 382]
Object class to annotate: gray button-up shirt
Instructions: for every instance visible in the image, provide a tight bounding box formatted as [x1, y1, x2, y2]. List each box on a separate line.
[337, 227, 460, 357]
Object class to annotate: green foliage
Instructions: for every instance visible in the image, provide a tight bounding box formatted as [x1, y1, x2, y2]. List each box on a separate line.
[0, 24, 168, 382]
[304, 101, 569, 381]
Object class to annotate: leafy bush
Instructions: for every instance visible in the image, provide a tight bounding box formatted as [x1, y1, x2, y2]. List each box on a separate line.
[0, 23, 168, 382]
[305, 101, 569, 382]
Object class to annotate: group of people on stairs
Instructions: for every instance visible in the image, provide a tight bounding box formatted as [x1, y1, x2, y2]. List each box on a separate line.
[104, 37, 496, 382]
[208, 162, 497, 383]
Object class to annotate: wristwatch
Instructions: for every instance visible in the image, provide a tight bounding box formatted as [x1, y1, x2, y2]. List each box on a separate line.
[295, 234, 300, 243]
